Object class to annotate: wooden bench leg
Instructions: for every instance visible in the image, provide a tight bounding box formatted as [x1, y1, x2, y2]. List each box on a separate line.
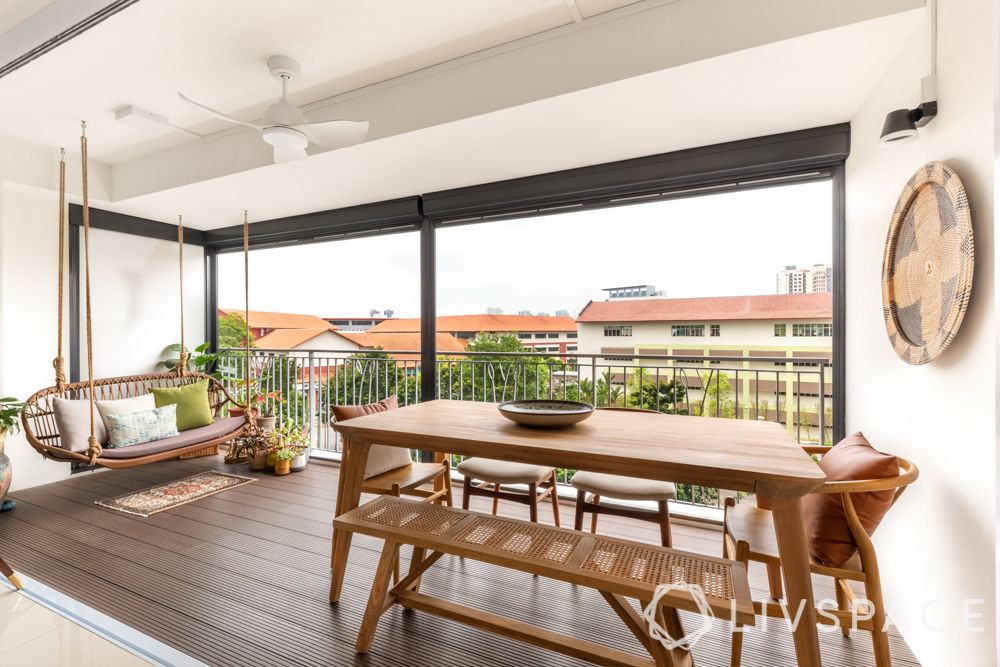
[639, 598, 693, 667]
[528, 483, 538, 523]
[356, 540, 402, 653]
[492, 482, 501, 515]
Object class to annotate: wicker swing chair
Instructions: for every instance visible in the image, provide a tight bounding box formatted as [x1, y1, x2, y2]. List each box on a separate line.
[20, 127, 249, 469]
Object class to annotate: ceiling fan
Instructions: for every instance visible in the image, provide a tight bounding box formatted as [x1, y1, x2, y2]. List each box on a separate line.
[179, 55, 369, 163]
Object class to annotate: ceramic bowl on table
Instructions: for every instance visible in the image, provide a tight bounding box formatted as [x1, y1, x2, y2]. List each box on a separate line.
[497, 400, 594, 428]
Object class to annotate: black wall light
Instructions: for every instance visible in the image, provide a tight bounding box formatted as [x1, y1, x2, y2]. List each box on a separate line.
[880, 0, 938, 145]
[879, 76, 938, 144]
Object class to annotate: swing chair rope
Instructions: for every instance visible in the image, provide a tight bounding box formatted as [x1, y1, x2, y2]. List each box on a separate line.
[177, 215, 187, 376]
[80, 122, 102, 465]
[243, 211, 251, 412]
[53, 148, 67, 391]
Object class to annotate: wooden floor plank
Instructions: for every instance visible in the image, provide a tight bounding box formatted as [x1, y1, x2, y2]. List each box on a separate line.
[1, 456, 921, 667]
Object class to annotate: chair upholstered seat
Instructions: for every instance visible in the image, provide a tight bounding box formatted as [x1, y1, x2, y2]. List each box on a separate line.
[570, 471, 677, 502]
[457, 457, 555, 485]
[724, 501, 862, 573]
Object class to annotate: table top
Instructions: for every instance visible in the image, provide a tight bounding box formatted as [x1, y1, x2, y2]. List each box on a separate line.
[334, 400, 826, 496]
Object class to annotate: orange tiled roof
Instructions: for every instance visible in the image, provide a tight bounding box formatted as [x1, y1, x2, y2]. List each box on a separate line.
[369, 314, 575, 334]
[219, 308, 335, 330]
[336, 332, 467, 358]
[577, 293, 832, 322]
[254, 328, 338, 349]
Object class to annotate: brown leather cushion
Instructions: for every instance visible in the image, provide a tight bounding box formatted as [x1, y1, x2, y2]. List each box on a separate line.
[802, 432, 899, 567]
[331, 396, 412, 479]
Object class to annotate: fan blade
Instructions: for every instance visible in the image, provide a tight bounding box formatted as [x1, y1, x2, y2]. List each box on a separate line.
[178, 93, 262, 130]
[273, 145, 308, 163]
[296, 119, 369, 149]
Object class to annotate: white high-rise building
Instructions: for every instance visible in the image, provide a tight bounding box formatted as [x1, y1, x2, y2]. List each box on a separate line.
[777, 264, 832, 294]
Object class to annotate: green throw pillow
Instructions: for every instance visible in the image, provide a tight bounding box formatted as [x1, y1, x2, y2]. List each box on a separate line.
[152, 379, 213, 431]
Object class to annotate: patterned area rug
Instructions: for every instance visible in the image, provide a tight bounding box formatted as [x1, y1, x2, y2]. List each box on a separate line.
[95, 471, 256, 517]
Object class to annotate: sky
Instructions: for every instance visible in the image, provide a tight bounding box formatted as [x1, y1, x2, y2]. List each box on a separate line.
[218, 180, 832, 318]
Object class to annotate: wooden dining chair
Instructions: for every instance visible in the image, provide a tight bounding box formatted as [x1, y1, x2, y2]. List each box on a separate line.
[332, 398, 454, 582]
[723, 446, 918, 667]
[457, 458, 560, 526]
[571, 407, 676, 547]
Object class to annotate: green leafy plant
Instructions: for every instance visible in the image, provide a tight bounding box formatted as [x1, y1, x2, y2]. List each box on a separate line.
[0, 397, 25, 435]
[274, 421, 309, 453]
[161, 342, 222, 380]
[274, 447, 296, 462]
[253, 390, 285, 418]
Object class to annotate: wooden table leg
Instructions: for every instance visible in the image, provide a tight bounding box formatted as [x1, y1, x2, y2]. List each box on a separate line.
[329, 436, 371, 604]
[766, 494, 822, 667]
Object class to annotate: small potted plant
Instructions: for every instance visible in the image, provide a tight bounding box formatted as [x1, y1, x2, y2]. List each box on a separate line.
[234, 429, 276, 471]
[275, 421, 310, 472]
[273, 447, 295, 476]
[253, 391, 284, 432]
[226, 377, 261, 419]
[0, 396, 25, 511]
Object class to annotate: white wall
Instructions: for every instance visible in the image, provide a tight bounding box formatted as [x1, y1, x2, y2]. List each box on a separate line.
[845, 2, 996, 665]
[0, 183, 205, 492]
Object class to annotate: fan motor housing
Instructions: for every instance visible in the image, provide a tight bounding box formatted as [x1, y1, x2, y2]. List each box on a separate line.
[268, 55, 301, 82]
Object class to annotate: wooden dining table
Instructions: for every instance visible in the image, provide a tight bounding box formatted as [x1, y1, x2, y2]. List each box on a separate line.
[329, 400, 828, 667]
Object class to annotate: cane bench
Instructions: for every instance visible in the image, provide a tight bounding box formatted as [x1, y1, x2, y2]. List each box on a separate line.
[336, 495, 753, 667]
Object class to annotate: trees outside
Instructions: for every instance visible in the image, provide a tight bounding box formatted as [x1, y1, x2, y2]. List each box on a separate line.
[218, 312, 255, 349]
[626, 367, 687, 414]
[438, 333, 553, 403]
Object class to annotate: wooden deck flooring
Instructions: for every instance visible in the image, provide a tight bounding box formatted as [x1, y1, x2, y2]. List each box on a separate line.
[1, 456, 920, 666]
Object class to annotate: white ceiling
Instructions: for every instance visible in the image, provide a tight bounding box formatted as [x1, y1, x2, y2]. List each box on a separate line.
[0, 0, 640, 164]
[0, 0, 923, 230]
[0, 0, 54, 35]
[94, 9, 921, 229]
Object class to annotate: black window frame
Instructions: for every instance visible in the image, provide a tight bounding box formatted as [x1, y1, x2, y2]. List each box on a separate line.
[68, 123, 848, 447]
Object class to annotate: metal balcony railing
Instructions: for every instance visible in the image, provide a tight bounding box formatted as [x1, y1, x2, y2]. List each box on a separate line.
[218, 348, 831, 510]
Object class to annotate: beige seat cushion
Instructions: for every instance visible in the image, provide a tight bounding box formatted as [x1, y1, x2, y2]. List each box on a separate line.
[457, 457, 554, 485]
[570, 471, 677, 501]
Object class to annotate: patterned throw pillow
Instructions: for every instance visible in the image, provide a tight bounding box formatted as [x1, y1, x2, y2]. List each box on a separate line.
[105, 404, 180, 448]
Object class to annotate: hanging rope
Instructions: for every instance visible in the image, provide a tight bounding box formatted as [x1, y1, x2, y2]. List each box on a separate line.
[176, 215, 187, 376]
[53, 148, 67, 391]
[80, 122, 102, 465]
[243, 210, 251, 412]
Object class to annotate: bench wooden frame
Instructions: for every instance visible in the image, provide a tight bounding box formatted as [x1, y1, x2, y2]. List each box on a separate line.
[336, 495, 754, 667]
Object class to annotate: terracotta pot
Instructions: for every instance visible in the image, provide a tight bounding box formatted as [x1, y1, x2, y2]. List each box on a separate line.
[0, 431, 12, 511]
[274, 459, 291, 476]
[256, 416, 277, 432]
[248, 449, 268, 471]
[228, 407, 260, 419]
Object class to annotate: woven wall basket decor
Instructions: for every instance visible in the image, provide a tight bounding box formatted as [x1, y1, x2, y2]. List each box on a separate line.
[882, 161, 974, 365]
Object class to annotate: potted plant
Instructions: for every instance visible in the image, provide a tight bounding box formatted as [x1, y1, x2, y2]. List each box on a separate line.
[273, 447, 295, 476]
[234, 430, 275, 471]
[253, 391, 284, 432]
[226, 377, 261, 419]
[0, 397, 24, 512]
[275, 421, 310, 472]
[160, 341, 222, 379]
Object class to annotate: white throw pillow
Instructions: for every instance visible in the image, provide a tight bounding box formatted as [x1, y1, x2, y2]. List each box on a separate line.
[52, 398, 108, 452]
[96, 393, 156, 431]
[105, 404, 179, 448]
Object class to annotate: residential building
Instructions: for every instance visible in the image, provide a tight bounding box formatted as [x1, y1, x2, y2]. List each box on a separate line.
[776, 264, 832, 294]
[602, 284, 665, 300]
[369, 314, 578, 354]
[218, 308, 335, 339]
[254, 328, 465, 360]
[322, 315, 389, 331]
[577, 293, 833, 423]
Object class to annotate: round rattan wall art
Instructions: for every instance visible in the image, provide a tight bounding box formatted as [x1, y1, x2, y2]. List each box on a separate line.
[882, 161, 974, 365]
